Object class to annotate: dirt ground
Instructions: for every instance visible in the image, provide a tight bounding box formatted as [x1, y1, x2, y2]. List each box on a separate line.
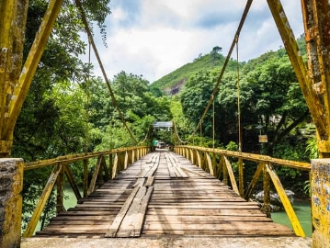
[21, 236, 312, 248]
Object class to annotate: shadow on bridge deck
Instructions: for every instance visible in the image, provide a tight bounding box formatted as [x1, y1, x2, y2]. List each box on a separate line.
[21, 151, 312, 247]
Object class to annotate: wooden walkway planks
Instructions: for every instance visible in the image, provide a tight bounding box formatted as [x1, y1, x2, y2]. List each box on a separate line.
[35, 151, 294, 238]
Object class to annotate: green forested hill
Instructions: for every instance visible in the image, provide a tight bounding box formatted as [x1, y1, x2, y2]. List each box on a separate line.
[150, 35, 306, 94]
[150, 51, 239, 92]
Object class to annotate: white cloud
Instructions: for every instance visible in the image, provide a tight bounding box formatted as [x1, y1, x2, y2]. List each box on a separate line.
[111, 7, 128, 22]
[86, 0, 304, 83]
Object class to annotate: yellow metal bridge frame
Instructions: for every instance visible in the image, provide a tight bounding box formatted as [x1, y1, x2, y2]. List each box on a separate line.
[1, 0, 330, 247]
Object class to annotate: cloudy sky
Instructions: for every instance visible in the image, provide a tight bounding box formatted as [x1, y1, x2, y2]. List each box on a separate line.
[87, 0, 304, 83]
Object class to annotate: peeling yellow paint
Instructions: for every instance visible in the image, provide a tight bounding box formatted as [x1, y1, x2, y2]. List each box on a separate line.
[311, 159, 330, 248]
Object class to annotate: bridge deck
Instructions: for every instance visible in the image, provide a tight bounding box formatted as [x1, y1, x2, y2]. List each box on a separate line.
[35, 151, 294, 238]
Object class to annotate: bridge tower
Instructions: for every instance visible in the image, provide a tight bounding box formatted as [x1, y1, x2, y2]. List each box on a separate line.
[1, 1, 63, 247]
[268, 1, 330, 247]
[0, 0, 28, 158]
[0, 0, 63, 158]
[268, 0, 330, 158]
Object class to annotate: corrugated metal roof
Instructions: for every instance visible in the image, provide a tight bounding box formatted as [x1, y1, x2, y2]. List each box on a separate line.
[153, 121, 173, 128]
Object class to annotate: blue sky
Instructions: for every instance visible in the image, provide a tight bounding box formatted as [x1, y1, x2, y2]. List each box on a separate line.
[86, 0, 304, 83]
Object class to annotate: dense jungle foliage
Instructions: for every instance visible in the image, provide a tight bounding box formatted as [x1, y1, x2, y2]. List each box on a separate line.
[15, 1, 315, 231]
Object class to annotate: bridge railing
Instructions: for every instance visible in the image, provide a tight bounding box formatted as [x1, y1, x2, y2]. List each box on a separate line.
[22, 146, 149, 237]
[174, 145, 311, 237]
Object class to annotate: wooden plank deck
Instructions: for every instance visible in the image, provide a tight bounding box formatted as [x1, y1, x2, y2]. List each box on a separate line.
[35, 151, 294, 238]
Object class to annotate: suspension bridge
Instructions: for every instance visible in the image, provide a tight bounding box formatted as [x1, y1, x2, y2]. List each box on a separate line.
[1, 0, 330, 248]
[28, 151, 295, 238]
[20, 147, 311, 247]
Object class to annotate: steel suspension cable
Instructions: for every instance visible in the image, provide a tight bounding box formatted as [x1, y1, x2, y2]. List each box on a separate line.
[212, 94, 215, 149]
[192, 0, 253, 136]
[200, 121, 203, 146]
[109, 109, 113, 150]
[75, 0, 138, 144]
[236, 37, 242, 153]
[83, 38, 91, 197]
[236, 35, 244, 196]
[172, 121, 186, 145]
[84, 38, 91, 154]
[137, 125, 152, 145]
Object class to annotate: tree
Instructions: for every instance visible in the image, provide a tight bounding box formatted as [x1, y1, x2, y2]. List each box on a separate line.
[180, 51, 310, 155]
[180, 71, 217, 140]
[170, 97, 194, 142]
[210, 46, 222, 65]
[245, 55, 310, 155]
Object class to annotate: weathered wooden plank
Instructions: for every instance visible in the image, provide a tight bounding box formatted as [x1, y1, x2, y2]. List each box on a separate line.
[147, 205, 259, 210]
[47, 221, 115, 227]
[37, 224, 109, 233]
[167, 164, 177, 178]
[50, 215, 115, 221]
[68, 206, 121, 211]
[142, 228, 294, 236]
[151, 192, 240, 197]
[104, 178, 144, 237]
[144, 164, 159, 178]
[77, 199, 126, 203]
[174, 166, 188, 178]
[144, 215, 272, 223]
[142, 223, 294, 236]
[146, 209, 268, 216]
[153, 186, 230, 190]
[148, 201, 258, 206]
[154, 179, 226, 184]
[58, 211, 119, 216]
[47, 219, 115, 225]
[74, 203, 123, 207]
[151, 188, 231, 192]
[145, 176, 155, 186]
[150, 198, 246, 203]
[115, 186, 154, 237]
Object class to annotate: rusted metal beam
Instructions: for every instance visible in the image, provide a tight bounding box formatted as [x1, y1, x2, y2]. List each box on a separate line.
[83, 159, 88, 197]
[260, 164, 271, 218]
[124, 151, 129, 169]
[23, 163, 63, 237]
[112, 153, 119, 179]
[101, 156, 110, 181]
[221, 156, 229, 185]
[87, 156, 103, 195]
[4, 0, 64, 151]
[267, 0, 328, 150]
[205, 152, 214, 176]
[0, 0, 14, 139]
[223, 156, 239, 194]
[0, 0, 28, 157]
[238, 157, 244, 197]
[64, 164, 82, 201]
[300, 0, 330, 157]
[56, 163, 65, 213]
[266, 164, 305, 237]
[24, 147, 145, 170]
[180, 146, 311, 170]
[244, 162, 264, 200]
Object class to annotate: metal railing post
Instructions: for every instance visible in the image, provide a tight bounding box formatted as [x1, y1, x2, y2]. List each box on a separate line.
[56, 163, 65, 213]
[261, 163, 271, 217]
